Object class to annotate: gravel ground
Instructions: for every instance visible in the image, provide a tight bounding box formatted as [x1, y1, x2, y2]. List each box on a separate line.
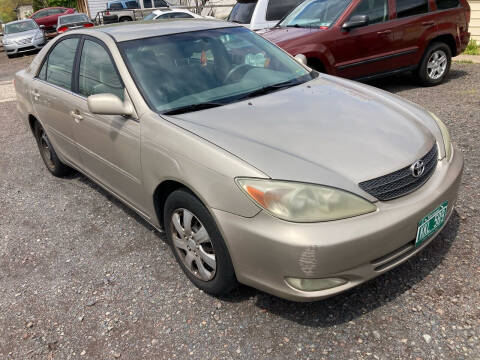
[0, 52, 479, 360]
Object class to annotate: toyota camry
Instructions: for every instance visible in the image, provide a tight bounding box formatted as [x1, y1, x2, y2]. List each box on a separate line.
[15, 20, 463, 301]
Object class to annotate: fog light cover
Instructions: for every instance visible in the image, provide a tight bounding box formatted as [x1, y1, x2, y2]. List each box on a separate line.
[286, 277, 347, 291]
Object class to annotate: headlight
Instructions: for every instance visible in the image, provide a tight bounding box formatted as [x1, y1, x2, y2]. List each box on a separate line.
[236, 178, 376, 222]
[429, 112, 451, 160]
[34, 31, 44, 40]
[2, 38, 13, 45]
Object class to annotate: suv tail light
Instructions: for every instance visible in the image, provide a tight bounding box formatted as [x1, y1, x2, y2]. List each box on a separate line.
[83, 23, 94, 28]
[57, 26, 68, 33]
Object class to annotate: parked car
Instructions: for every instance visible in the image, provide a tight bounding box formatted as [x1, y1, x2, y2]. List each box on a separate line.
[228, 0, 305, 30]
[1, 19, 46, 58]
[57, 14, 94, 34]
[30, 7, 76, 32]
[261, 0, 471, 85]
[104, 0, 170, 23]
[15, 21, 463, 301]
[143, 9, 204, 20]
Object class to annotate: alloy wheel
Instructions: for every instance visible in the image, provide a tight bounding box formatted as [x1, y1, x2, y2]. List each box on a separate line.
[170, 208, 217, 281]
[426, 50, 447, 80]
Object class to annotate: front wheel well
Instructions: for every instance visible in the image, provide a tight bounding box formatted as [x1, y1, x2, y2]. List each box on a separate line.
[28, 114, 38, 134]
[427, 34, 457, 57]
[153, 180, 192, 228]
[307, 57, 326, 73]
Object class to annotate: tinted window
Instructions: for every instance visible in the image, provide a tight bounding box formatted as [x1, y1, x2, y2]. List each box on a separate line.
[172, 12, 194, 18]
[109, 3, 124, 10]
[78, 40, 124, 100]
[157, 13, 172, 19]
[266, 0, 305, 21]
[126, 1, 140, 8]
[59, 14, 89, 25]
[435, 0, 459, 9]
[49, 9, 65, 15]
[396, 0, 429, 18]
[41, 38, 78, 90]
[350, 0, 389, 24]
[32, 10, 47, 19]
[154, 0, 168, 7]
[228, 0, 257, 24]
[143, 12, 157, 20]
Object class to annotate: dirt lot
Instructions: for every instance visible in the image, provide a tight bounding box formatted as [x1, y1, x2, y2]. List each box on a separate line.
[0, 51, 479, 360]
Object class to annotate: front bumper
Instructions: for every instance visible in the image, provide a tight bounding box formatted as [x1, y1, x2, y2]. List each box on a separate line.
[4, 38, 46, 55]
[213, 147, 464, 301]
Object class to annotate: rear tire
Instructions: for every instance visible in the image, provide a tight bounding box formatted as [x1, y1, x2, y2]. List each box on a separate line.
[33, 121, 72, 177]
[119, 17, 132, 22]
[164, 189, 237, 296]
[415, 42, 451, 86]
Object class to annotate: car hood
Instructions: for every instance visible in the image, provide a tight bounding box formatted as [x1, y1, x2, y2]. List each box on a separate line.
[164, 75, 438, 199]
[3, 29, 40, 41]
[260, 26, 322, 45]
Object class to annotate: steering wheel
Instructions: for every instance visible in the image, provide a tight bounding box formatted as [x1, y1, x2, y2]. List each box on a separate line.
[224, 64, 253, 83]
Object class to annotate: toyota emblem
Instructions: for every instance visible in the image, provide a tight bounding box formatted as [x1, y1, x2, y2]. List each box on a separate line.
[410, 160, 425, 178]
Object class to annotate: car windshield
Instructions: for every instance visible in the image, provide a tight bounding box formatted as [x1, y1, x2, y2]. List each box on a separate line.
[5, 20, 37, 34]
[143, 12, 157, 20]
[279, 0, 351, 28]
[59, 14, 89, 25]
[119, 27, 314, 114]
[228, 0, 257, 24]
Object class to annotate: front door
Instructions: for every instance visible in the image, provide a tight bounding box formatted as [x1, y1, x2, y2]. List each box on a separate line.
[68, 37, 145, 213]
[331, 0, 395, 78]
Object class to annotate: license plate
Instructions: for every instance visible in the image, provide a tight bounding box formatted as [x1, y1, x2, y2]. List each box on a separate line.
[415, 201, 448, 247]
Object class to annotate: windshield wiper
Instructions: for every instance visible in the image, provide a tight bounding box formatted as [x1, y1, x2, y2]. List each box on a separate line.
[162, 101, 225, 115]
[234, 79, 305, 102]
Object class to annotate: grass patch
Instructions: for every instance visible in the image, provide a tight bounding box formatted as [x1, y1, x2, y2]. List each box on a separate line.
[464, 39, 480, 55]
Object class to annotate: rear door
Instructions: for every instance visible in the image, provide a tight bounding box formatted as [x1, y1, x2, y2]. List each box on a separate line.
[31, 36, 82, 165]
[68, 36, 145, 212]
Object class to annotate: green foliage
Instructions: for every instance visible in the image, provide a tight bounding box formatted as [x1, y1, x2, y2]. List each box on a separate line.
[464, 39, 480, 56]
[47, 0, 77, 8]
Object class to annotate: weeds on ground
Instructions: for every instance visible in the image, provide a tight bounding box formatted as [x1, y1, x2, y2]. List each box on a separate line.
[464, 39, 480, 55]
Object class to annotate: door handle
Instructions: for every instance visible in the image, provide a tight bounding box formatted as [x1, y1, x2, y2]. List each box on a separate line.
[31, 89, 40, 101]
[377, 30, 391, 35]
[70, 110, 84, 124]
[422, 21, 435, 26]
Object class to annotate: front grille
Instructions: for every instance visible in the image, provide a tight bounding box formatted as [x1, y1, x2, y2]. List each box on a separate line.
[16, 37, 33, 45]
[359, 145, 438, 201]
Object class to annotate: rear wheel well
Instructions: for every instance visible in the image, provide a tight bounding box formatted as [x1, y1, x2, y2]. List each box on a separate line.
[428, 34, 457, 57]
[307, 57, 326, 73]
[28, 114, 38, 134]
[119, 16, 132, 22]
[153, 180, 191, 228]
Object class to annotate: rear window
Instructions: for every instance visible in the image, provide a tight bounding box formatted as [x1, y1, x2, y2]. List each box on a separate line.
[228, 0, 257, 24]
[396, 0, 429, 18]
[126, 1, 140, 8]
[435, 0, 459, 10]
[266, 0, 305, 21]
[59, 14, 89, 25]
[108, 2, 124, 10]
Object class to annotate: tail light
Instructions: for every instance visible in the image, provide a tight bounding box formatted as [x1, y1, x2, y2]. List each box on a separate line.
[57, 26, 68, 33]
[83, 23, 94, 28]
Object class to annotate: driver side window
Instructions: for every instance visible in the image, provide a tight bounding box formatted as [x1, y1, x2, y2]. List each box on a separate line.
[349, 0, 389, 24]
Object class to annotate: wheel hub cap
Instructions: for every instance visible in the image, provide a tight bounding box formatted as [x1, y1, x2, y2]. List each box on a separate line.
[426, 50, 447, 80]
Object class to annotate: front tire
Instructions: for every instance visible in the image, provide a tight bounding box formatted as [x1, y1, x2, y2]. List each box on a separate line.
[33, 122, 72, 177]
[164, 189, 237, 296]
[415, 42, 451, 86]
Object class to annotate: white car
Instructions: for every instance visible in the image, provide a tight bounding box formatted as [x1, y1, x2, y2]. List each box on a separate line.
[142, 9, 204, 20]
[227, 0, 304, 31]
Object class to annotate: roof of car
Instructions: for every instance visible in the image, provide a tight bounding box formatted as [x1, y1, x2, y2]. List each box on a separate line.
[94, 19, 237, 42]
[6, 19, 36, 25]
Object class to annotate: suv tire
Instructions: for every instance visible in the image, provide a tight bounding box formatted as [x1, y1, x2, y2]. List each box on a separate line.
[415, 42, 452, 86]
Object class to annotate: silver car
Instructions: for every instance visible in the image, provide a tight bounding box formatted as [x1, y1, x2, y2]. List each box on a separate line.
[2, 19, 46, 58]
[15, 20, 463, 301]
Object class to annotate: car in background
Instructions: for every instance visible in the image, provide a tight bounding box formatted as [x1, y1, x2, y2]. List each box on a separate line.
[228, 0, 305, 30]
[1, 19, 46, 58]
[142, 9, 206, 20]
[15, 21, 462, 301]
[104, 0, 170, 22]
[261, 0, 471, 85]
[57, 14, 94, 34]
[30, 7, 76, 33]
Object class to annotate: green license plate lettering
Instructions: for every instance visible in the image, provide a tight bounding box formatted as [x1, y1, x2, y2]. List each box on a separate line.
[415, 201, 448, 247]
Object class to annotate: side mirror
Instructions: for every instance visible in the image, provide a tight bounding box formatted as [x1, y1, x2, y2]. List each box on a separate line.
[342, 15, 369, 31]
[295, 54, 308, 66]
[87, 93, 134, 116]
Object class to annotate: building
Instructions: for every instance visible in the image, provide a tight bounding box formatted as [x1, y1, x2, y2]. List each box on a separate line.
[469, 0, 480, 41]
[15, 4, 34, 20]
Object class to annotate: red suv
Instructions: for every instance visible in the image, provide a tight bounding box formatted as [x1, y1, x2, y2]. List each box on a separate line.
[261, 0, 470, 85]
[30, 7, 76, 32]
